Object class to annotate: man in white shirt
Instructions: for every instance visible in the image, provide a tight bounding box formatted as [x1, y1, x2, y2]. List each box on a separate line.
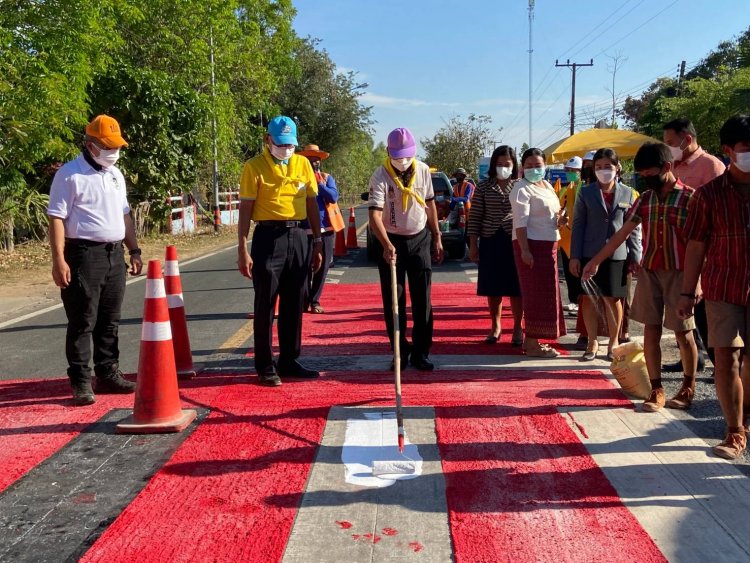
[47, 115, 143, 405]
[368, 128, 444, 371]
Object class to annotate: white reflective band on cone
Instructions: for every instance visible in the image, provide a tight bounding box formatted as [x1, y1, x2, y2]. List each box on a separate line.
[145, 279, 167, 299]
[164, 261, 180, 276]
[166, 294, 184, 308]
[141, 320, 173, 342]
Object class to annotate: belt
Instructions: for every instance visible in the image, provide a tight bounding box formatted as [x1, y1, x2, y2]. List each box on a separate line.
[65, 238, 122, 251]
[256, 220, 302, 228]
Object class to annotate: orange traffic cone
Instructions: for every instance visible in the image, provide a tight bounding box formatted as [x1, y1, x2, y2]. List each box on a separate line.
[345, 207, 358, 249]
[164, 245, 195, 380]
[117, 260, 197, 434]
[334, 228, 347, 257]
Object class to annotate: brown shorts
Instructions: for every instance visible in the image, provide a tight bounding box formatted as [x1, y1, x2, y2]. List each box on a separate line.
[630, 269, 695, 332]
[706, 300, 750, 353]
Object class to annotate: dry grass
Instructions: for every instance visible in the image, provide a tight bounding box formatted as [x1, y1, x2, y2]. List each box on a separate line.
[0, 226, 238, 292]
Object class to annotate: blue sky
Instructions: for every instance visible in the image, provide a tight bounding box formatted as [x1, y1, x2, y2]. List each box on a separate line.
[291, 0, 750, 156]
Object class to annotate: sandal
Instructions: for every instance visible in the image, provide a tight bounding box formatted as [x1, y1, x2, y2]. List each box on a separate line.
[310, 304, 325, 314]
[580, 343, 599, 362]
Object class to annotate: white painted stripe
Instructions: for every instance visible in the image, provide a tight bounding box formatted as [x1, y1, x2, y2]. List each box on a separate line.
[327, 279, 340, 284]
[464, 269, 478, 275]
[166, 293, 184, 308]
[141, 320, 172, 341]
[145, 279, 166, 299]
[469, 277, 478, 283]
[164, 260, 180, 276]
[326, 269, 345, 276]
[341, 411, 422, 488]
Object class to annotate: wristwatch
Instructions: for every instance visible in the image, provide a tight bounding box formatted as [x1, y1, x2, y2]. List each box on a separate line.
[128, 248, 142, 256]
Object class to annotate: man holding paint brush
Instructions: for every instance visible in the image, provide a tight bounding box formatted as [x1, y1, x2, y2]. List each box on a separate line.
[582, 142, 698, 414]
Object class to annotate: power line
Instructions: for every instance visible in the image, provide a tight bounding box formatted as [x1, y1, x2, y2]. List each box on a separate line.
[567, 0, 647, 60]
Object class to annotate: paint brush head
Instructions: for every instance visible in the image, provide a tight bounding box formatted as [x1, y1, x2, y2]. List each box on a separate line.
[398, 434, 404, 453]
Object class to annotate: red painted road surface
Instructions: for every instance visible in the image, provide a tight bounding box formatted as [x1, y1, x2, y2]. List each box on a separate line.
[0, 284, 664, 562]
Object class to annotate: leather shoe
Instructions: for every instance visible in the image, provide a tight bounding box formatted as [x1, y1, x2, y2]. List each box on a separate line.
[95, 367, 136, 394]
[389, 356, 409, 371]
[411, 355, 434, 371]
[278, 361, 319, 379]
[258, 372, 282, 387]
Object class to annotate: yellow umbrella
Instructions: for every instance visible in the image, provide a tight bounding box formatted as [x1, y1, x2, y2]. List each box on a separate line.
[543, 128, 660, 163]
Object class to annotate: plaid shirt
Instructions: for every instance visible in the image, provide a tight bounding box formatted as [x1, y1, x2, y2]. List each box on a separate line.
[683, 170, 750, 305]
[624, 180, 693, 271]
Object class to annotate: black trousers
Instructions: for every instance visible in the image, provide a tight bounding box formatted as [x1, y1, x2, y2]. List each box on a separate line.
[306, 231, 335, 307]
[251, 225, 310, 374]
[60, 241, 126, 383]
[377, 228, 433, 359]
[560, 250, 582, 303]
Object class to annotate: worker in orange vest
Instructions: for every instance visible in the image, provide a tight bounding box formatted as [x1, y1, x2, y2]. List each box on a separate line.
[451, 168, 475, 211]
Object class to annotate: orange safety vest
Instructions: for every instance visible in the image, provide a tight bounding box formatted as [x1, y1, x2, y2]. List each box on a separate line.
[454, 180, 473, 210]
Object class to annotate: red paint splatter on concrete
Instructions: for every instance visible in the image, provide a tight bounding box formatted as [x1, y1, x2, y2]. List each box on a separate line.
[362, 533, 382, 544]
[408, 541, 424, 553]
[382, 527, 398, 536]
[567, 412, 589, 438]
[73, 492, 96, 504]
[335, 520, 352, 530]
[351, 534, 361, 540]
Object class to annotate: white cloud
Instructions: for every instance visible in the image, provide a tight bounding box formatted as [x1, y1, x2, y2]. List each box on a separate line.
[360, 92, 460, 109]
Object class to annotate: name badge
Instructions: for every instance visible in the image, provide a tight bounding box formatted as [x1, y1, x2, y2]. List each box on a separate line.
[618, 202, 630, 209]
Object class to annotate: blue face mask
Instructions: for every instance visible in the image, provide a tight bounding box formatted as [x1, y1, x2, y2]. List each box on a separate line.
[524, 167, 545, 183]
[436, 195, 445, 202]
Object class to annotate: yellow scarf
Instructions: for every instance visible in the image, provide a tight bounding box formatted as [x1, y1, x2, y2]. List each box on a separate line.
[383, 158, 426, 211]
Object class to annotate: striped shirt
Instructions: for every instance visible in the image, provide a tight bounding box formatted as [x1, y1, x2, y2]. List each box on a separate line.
[625, 180, 693, 271]
[467, 178, 514, 237]
[683, 171, 750, 305]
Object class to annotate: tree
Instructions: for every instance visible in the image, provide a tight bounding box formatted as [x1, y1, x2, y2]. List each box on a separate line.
[421, 114, 499, 176]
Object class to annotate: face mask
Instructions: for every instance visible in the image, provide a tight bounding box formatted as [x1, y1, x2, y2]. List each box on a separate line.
[523, 167, 545, 183]
[642, 174, 666, 190]
[565, 171, 580, 183]
[734, 151, 750, 173]
[390, 158, 412, 172]
[90, 146, 120, 168]
[581, 167, 594, 183]
[270, 143, 294, 161]
[496, 166, 513, 180]
[595, 169, 616, 184]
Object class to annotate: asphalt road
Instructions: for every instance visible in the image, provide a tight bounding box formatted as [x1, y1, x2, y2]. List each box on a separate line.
[0, 204, 746, 464]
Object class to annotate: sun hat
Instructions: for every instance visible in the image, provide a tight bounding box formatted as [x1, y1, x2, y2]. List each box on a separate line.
[85, 115, 128, 148]
[267, 116, 298, 146]
[298, 144, 330, 160]
[387, 128, 417, 159]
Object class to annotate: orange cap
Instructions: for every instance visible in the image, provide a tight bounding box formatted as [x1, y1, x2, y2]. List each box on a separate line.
[85, 115, 128, 149]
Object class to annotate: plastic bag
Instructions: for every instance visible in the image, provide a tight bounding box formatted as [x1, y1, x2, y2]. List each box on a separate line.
[610, 341, 651, 399]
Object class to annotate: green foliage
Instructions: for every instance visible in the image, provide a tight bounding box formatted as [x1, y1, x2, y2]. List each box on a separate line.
[422, 115, 499, 176]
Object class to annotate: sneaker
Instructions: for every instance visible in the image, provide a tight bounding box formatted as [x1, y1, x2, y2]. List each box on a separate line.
[71, 380, 96, 406]
[642, 388, 665, 413]
[712, 431, 747, 460]
[95, 368, 136, 394]
[665, 385, 695, 410]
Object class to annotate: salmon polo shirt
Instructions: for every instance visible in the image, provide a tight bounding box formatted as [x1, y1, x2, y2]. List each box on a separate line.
[239, 148, 317, 221]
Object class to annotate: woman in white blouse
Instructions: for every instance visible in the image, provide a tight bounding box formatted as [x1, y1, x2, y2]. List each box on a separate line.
[510, 148, 568, 357]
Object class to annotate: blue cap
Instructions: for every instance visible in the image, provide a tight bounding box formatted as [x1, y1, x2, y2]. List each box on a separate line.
[267, 115, 298, 146]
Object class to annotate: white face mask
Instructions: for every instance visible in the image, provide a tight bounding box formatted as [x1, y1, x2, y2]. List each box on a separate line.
[91, 146, 120, 168]
[270, 143, 295, 161]
[495, 166, 513, 180]
[595, 169, 616, 184]
[669, 144, 684, 162]
[390, 157, 413, 172]
[734, 151, 750, 173]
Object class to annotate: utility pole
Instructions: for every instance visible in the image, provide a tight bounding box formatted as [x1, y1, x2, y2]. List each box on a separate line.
[528, 0, 535, 146]
[556, 59, 593, 136]
[677, 60, 686, 94]
[209, 25, 220, 233]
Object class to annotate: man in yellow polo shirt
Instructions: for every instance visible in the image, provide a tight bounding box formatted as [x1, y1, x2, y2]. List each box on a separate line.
[238, 116, 323, 386]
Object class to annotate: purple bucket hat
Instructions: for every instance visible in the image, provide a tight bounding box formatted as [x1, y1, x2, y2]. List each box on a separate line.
[387, 128, 417, 159]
